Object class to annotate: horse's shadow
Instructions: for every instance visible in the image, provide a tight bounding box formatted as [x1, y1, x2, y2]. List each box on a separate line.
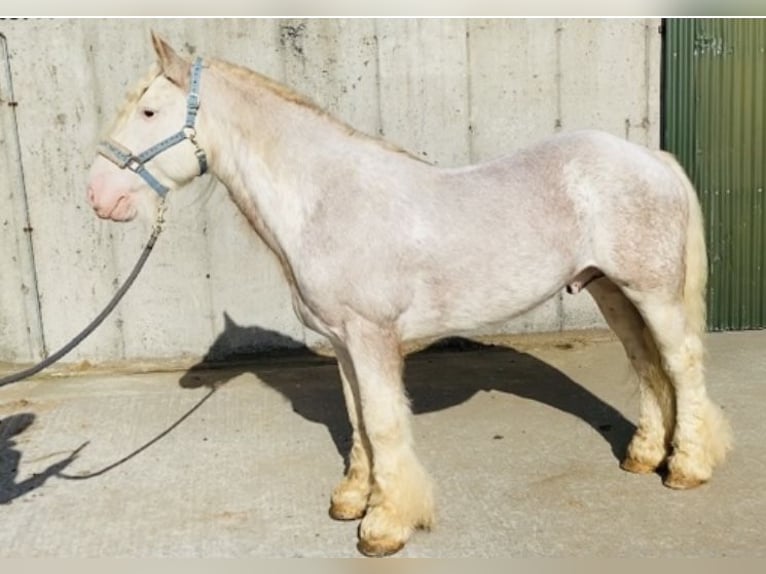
[179, 314, 636, 466]
[0, 413, 83, 504]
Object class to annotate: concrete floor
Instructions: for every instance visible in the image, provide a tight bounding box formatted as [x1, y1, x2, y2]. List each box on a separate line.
[0, 330, 764, 558]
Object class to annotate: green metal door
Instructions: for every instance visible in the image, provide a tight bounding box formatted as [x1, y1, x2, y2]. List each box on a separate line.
[663, 19, 766, 330]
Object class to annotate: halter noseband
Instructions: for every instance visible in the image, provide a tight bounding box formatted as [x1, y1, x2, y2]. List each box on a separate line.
[97, 57, 208, 199]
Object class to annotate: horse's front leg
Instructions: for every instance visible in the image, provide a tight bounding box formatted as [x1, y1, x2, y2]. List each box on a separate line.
[343, 322, 435, 557]
[329, 343, 372, 520]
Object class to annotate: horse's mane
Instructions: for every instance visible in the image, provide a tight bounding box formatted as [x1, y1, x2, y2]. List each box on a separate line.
[105, 57, 425, 163]
[210, 58, 426, 163]
[211, 59, 320, 111]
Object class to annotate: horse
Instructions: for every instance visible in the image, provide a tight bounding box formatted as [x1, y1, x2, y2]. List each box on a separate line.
[86, 33, 732, 556]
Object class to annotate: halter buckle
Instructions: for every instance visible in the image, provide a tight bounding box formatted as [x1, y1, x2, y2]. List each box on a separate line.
[183, 126, 198, 142]
[126, 157, 143, 172]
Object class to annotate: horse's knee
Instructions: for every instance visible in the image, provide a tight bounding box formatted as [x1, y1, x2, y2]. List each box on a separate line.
[341, 326, 434, 554]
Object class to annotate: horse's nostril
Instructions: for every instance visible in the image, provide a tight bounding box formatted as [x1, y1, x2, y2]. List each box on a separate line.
[86, 185, 96, 207]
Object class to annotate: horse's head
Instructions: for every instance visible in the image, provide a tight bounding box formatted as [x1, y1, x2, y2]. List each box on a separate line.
[86, 33, 208, 222]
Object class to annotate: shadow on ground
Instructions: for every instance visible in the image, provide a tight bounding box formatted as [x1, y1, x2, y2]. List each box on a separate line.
[179, 314, 636, 466]
[0, 413, 84, 504]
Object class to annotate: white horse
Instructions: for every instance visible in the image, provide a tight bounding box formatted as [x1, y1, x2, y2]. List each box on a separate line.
[87, 34, 731, 556]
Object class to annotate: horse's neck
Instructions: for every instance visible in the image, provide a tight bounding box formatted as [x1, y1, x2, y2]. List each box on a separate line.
[201, 68, 341, 255]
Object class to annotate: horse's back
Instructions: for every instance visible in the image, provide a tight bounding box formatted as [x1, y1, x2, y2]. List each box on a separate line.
[480, 129, 680, 202]
[430, 129, 685, 258]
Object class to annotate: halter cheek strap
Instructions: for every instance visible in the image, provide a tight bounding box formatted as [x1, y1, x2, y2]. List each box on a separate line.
[97, 57, 208, 199]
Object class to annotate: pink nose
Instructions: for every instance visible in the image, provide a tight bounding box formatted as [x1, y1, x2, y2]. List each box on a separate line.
[87, 184, 97, 207]
[86, 182, 108, 216]
[86, 168, 137, 221]
[86, 179, 120, 218]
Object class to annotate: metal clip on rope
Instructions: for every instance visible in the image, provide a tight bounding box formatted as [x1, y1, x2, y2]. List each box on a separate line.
[0, 203, 166, 387]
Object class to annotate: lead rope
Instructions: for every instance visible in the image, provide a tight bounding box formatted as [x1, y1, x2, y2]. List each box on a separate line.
[0, 202, 166, 387]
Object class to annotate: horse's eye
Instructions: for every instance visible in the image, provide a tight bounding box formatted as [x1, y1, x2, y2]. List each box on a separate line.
[142, 109, 156, 119]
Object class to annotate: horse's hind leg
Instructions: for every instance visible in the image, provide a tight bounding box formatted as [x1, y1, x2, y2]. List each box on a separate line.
[341, 322, 434, 556]
[587, 277, 674, 473]
[329, 344, 372, 520]
[622, 289, 731, 488]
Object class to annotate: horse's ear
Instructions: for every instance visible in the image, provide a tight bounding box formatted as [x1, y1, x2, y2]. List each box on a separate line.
[151, 31, 190, 89]
[222, 312, 236, 329]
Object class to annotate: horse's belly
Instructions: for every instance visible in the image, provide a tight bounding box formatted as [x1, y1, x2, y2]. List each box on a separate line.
[396, 271, 567, 342]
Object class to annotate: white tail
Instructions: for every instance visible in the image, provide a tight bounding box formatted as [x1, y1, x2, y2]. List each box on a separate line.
[656, 150, 732, 467]
[655, 151, 708, 338]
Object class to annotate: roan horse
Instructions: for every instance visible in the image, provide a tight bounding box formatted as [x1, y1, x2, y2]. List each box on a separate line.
[86, 34, 731, 556]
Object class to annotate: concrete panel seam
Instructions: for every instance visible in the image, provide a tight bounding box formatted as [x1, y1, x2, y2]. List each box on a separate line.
[0, 32, 47, 359]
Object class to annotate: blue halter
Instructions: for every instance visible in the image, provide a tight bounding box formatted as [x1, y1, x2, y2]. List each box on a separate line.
[97, 57, 208, 198]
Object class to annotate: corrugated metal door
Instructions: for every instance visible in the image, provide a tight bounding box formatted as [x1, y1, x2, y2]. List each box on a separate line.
[663, 19, 766, 330]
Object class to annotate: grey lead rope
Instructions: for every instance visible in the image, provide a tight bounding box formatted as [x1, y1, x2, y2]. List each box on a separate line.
[0, 206, 165, 387]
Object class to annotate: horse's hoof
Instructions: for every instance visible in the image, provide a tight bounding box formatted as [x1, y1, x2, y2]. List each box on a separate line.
[620, 456, 659, 475]
[357, 536, 406, 557]
[663, 451, 711, 489]
[356, 505, 413, 557]
[329, 482, 369, 521]
[663, 471, 707, 490]
[329, 501, 366, 521]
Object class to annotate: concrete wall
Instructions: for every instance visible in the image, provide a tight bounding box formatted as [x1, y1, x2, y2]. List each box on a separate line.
[0, 18, 661, 364]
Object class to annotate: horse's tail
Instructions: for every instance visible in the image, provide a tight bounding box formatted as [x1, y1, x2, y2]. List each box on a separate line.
[655, 151, 707, 338]
[656, 150, 732, 464]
